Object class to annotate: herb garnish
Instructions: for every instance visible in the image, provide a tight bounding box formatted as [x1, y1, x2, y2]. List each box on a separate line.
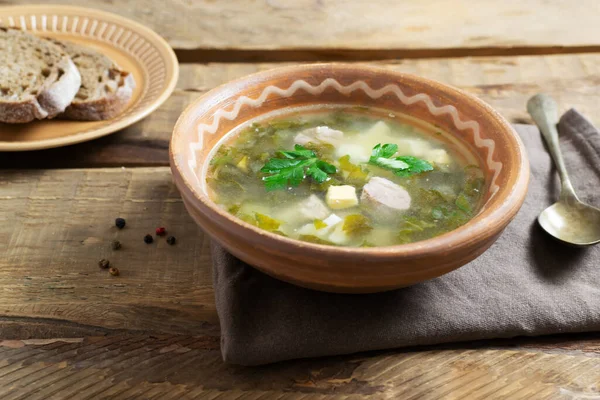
[342, 214, 373, 236]
[368, 143, 433, 177]
[260, 145, 337, 191]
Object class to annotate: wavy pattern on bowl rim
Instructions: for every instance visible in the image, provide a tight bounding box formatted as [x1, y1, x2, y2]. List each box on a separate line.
[188, 78, 502, 198]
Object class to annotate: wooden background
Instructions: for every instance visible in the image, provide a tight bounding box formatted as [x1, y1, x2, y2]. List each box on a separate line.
[2, 0, 600, 398]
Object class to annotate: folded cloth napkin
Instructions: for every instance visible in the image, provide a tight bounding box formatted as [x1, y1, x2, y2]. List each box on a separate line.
[212, 109, 600, 366]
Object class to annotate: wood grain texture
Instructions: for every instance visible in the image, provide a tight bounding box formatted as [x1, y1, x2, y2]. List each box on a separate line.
[3, 167, 600, 397]
[0, 167, 218, 337]
[1, 0, 599, 393]
[176, 55, 600, 127]
[2, 53, 600, 169]
[1, 334, 600, 399]
[1, 167, 600, 342]
[3, 0, 600, 55]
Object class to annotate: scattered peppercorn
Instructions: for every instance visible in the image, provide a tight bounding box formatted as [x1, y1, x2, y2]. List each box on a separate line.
[144, 234, 154, 244]
[98, 259, 110, 269]
[109, 267, 120, 276]
[156, 227, 166, 236]
[115, 218, 126, 229]
[111, 240, 122, 250]
[166, 236, 176, 245]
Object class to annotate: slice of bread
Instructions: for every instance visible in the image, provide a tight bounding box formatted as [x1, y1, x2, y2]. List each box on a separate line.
[0, 27, 81, 124]
[52, 40, 135, 121]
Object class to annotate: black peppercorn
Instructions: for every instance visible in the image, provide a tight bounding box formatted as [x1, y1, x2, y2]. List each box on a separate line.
[109, 267, 120, 276]
[115, 218, 126, 229]
[111, 240, 122, 250]
[166, 236, 176, 245]
[144, 234, 153, 244]
[98, 259, 110, 269]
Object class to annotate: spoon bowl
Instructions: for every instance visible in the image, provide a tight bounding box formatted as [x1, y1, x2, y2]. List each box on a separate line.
[538, 201, 600, 246]
[528, 93, 600, 247]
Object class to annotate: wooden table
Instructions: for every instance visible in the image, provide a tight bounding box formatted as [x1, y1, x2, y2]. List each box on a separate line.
[2, 1, 600, 398]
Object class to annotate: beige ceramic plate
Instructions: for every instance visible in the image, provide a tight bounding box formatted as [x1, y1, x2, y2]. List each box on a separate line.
[0, 5, 178, 151]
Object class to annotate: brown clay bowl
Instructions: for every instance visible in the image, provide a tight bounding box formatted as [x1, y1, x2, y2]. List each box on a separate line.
[170, 64, 529, 293]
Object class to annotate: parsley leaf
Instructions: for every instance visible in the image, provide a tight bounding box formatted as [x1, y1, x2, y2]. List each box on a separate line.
[278, 146, 316, 159]
[261, 157, 305, 173]
[371, 143, 399, 159]
[394, 155, 434, 177]
[368, 143, 433, 177]
[316, 160, 336, 174]
[260, 145, 337, 191]
[306, 163, 328, 183]
[372, 157, 409, 170]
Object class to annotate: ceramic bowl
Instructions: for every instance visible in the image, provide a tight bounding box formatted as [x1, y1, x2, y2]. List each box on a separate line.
[170, 64, 529, 293]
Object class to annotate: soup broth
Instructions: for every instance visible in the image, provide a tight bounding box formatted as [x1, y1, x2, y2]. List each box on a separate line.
[206, 107, 485, 247]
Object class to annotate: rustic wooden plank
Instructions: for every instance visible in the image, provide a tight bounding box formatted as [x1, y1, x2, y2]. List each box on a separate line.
[0, 167, 218, 337]
[2, 167, 600, 346]
[4, 0, 600, 55]
[2, 53, 600, 169]
[3, 166, 600, 392]
[1, 334, 600, 399]
[176, 54, 600, 127]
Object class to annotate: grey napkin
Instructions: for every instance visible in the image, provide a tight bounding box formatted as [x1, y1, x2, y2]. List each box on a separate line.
[212, 109, 600, 366]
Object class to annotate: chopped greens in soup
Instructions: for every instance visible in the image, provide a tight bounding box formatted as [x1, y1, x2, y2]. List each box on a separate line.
[207, 108, 485, 247]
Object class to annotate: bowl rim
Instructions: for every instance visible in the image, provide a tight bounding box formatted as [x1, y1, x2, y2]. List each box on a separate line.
[170, 63, 530, 259]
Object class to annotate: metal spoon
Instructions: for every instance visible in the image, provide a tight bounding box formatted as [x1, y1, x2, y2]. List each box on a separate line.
[527, 93, 600, 246]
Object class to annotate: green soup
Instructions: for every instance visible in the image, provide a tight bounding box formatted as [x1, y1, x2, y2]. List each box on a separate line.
[207, 107, 485, 247]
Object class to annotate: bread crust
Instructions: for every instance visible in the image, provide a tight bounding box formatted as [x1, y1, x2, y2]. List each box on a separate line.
[38, 56, 82, 119]
[62, 71, 135, 121]
[0, 28, 81, 124]
[50, 39, 136, 121]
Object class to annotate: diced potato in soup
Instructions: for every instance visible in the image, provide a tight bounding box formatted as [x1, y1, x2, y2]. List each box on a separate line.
[326, 185, 359, 210]
[276, 194, 329, 225]
[207, 107, 485, 247]
[366, 120, 392, 137]
[334, 144, 370, 164]
[426, 149, 452, 165]
[397, 138, 431, 158]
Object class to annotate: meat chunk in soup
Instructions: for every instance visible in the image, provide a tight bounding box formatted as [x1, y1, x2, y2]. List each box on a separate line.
[294, 126, 344, 146]
[361, 177, 411, 216]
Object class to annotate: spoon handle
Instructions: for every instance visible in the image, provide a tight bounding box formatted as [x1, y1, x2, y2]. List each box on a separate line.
[527, 94, 579, 203]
